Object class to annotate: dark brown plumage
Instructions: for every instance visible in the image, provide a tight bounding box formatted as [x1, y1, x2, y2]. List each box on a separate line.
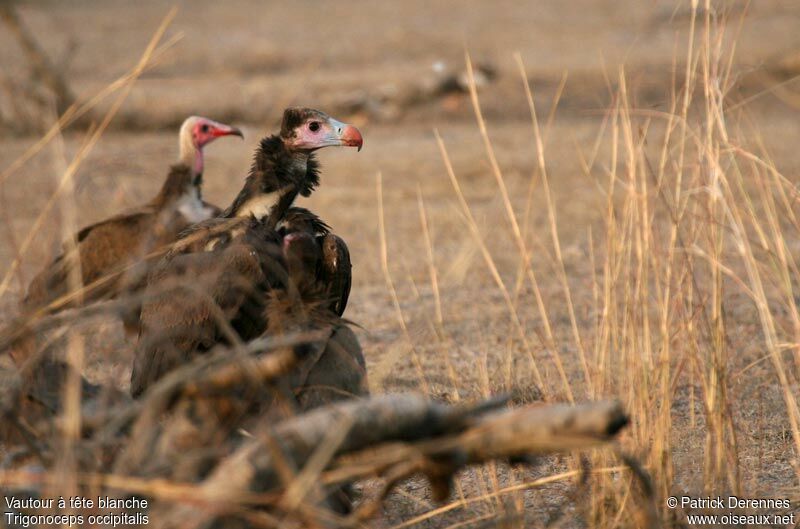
[272, 227, 366, 412]
[130, 108, 362, 397]
[279, 207, 351, 317]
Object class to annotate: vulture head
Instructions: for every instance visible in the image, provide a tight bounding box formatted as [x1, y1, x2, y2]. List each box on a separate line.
[280, 108, 363, 152]
[224, 109, 362, 220]
[179, 116, 243, 174]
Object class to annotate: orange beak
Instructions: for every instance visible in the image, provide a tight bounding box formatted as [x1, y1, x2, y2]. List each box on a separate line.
[339, 124, 363, 151]
[328, 118, 363, 151]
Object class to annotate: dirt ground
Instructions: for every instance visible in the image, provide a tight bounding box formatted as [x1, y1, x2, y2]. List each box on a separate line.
[3, 0, 800, 527]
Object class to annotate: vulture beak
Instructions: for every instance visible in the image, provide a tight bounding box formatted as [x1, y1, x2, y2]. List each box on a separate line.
[211, 123, 244, 139]
[328, 118, 363, 151]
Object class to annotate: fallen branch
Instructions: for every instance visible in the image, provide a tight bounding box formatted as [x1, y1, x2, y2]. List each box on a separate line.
[150, 394, 627, 528]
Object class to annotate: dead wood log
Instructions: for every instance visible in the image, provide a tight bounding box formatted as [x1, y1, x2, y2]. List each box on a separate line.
[148, 395, 627, 528]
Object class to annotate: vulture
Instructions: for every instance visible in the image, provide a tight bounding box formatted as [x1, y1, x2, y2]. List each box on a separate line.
[271, 225, 366, 413]
[129, 107, 362, 397]
[15, 116, 243, 361]
[272, 227, 366, 514]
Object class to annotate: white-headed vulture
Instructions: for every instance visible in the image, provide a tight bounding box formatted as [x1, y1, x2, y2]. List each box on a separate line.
[24, 116, 243, 312]
[129, 108, 363, 397]
[11, 117, 242, 366]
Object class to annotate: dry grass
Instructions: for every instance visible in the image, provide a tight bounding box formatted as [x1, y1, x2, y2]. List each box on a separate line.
[2, 1, 800, 528]
[357, 3, 800, 526]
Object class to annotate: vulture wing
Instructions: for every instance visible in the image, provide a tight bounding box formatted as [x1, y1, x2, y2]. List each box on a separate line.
[319, 234, 352, 317]
[292, 322, 368, 411]
[74, 205, 157, 243]
[278, 207, 351, 316]
[131, 225, 286, 397]
[23, 209, 158, 314]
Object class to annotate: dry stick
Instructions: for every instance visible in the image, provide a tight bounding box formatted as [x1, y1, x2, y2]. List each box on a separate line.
[0, 8, 180, 300]
[433, 130, 546, 397]
[714, 158, 800, 473]
[151, 394, 506, 522]
[512, 53, 591, 397]
[331, 399, 628, 526]
[0, 32, 181, 191]
[416, 186, 443, 327]
[462, 52, 570, 402]
[416, 186, 472, 506]
[415, 187, 458, 387]
[376, 172, 431, 395]
[4, 397, 627, 528]
[47, 89, 86, 508]
[0, 5, 76, 117]
[511, 71, 567, 304]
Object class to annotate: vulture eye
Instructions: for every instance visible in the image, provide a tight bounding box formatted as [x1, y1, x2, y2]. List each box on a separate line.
[308, 121, 321, 132]
[200, 124, 210, 133]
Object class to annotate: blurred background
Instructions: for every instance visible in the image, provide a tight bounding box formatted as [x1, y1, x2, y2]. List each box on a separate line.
[2, 1, 800, 526]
